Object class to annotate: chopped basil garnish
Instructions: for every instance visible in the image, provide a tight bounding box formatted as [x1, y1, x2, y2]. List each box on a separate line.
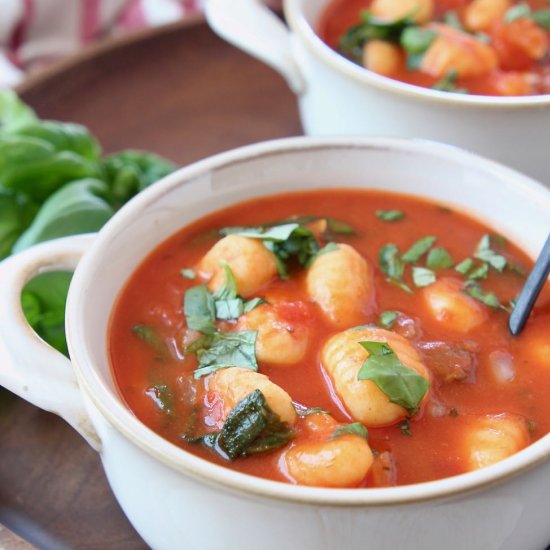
[213, 260, 238, 300]
[379, 310, 399, 329]
[307, 242, 339, 266]
[463, 281, 500, 309]
[533, 9, 550, 30]
[376, 209, 405, 222]
[399, 418, 412, 436]
[443, 10, 463, 30]
[468, 262, 489, 280]
[192, 330, 258, 379]
[379, 243, 413, 293]
[505, 3, 532, 23]
[243, 297, 265, 314]
[131, 324, 167, 357]
[400, 26, 437, 55]
[263, 215, 356, 236]
[426, 247, 453, 269]
[432, 70, 468, 93]
[215, 298, 244, 320]
[412, 266, 436, 287]
[357, 341, 429, 414]
[331, 422, 368, 440]
[145, 383, 173, 412]
[183, 390, 294, 460]
[455, 258, 473, 275]
[294, 405, 330, 417]
[474, 234, 507, 272]
[401, 236, 437, 263]
[184, 284, 216, 334]
[180, 268, 196, 280]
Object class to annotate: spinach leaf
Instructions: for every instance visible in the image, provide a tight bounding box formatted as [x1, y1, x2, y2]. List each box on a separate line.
[331, 422, 368, 440]
[0, 190, 37, 259]
[379, 243, 413, 293]
[11, 178, 114, 253]
[357, 341, 429, 414]
[185, 390, 294, 460]
[376, 209, 405, 222]
[193, 330, 258, 379]
[401, 236, 437, 263]
[426, 247, 453, 269]
[184, 285, 216, 334]
[0, 89, 37, 132]
[21, 271, 73, 356]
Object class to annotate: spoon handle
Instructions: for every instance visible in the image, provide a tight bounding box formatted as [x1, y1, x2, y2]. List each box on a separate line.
[508, 233, 550, 336]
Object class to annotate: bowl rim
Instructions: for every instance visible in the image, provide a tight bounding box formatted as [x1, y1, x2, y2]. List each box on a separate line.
[67, 135, 550, 507]
[283, 0, 550, 108]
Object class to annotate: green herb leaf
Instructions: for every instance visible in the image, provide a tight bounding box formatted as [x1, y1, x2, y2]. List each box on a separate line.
[0, 190, 37, 259]
[400, 418, 412, 436]
[443, 10, 463, 30]
[11, 178, 114, 253]
[474, 234, 507, 272]
[401, 236, 437, 263]
[376, 209, 405, 222]
[455, 258, 473, 275]
[294, 406, 330, 417]
[184, 284, 216, 334]
[181, 268, 196, 280]
[215, 298, 244, 320]
[307, 242, 339, 266]
[193, 330, 258, 379]
[412, 266, 436, 287]
[400, 26, 437, 55]
[533, 9, 550, 29]
[463, 282, 500, 309]
[432, 69, 468, 93]
[379, 310, 399, 329]
[331, 422, 369, 440]
[213, 260, 238, 300]
[243, 297, 266, 313]
[505, 2, 531, 23]
[426, 247, 453, 269]
[145, 383, 173, 412]
[468, 262, 489, 280]
[379, 243, 413, 293]
[357, 341, 429, 413]
[0, 89, 37, 133]
[131, 324, 167, 358]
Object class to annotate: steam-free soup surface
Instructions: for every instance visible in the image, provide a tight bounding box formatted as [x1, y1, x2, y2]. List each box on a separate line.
[109, 189, 550, 488]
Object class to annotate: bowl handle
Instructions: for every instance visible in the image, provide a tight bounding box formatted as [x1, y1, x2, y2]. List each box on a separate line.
[205, 0, 305, 94]
[0, 234, 101, 451]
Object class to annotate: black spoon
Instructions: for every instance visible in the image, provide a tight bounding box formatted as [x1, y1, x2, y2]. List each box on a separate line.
[508, 233, 550, 336]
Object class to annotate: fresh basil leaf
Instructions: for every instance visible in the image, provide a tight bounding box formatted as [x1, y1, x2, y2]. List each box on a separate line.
[468, 262, 489, 280]
[180, 268, 196, 280]
[0, 89, 37, 133]
[12, 121, 101, 161]
[243, 297, 266, 313]
[463, 282, 500, 308]
[533, 9, 550, 29]
[215, 298, 244, 320]
[307, 242, 339, 267]
[132, 324, 167, 358]
[325, 218, 356, 235]
[193, 330, 258, 379]
[379, 243, 413, 293]
[213, 261, 238, 301]
[412, 266, 436, 287]
[443, 10, 463, 30]
[474, 234, 507, 272]
[145, 383, 173, 412]
[400, 418, 412, 436]
[331, 422, 368, 440]
[379, 310, 399, 329]
[505, 2, 531, 23]
[184, 284, 216, 334]
[21, 271, 72, 356]
[455, 258, 473, 275]
[0, 190, 37, 259]
[400, 26, 437, 54]
[357, 341, 429, 413]
[0, 135, 101, 201]
[11, 178, 114, 253]
[401, 236, 437, 263]
[426, 247, 453, 269]
[376, 209, 405, 222]
[294, 405, 330, 417]
[432, 69, 468, 93]
[220, 223, 299, 241]
[217, 389, 294, 459]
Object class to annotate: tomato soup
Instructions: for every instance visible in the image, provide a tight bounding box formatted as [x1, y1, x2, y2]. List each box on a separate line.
[318, 0, 550, 96]
[109, 189, 550, 488]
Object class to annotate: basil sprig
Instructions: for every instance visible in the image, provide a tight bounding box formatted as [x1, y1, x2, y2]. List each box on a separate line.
[379, 243, 413, 293]
[331, 422, 368, 440]
[184, 390, 294, 460]
[357, 341, 429, 414]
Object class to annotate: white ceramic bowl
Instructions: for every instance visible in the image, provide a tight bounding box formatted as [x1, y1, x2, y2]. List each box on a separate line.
[0, 137, 549, 550]
[205, 0, 550, 184]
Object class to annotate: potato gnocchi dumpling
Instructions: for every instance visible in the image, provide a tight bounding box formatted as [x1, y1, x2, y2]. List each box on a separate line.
[321, 327, 430, 427]
[370, 0, 434, 24]
[463, 413, 530, 470]
[198, 235, 277, 297]
[423, 278, 488, 333]
[306, 244, 374, 328]
[208, 367, 297, 426]
[236, 302, 310, 365]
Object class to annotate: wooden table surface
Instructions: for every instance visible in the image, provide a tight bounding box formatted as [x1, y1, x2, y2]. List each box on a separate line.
[1, 16, 300, 549]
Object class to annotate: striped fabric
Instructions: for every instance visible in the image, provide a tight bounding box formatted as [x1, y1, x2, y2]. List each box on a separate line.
[0, 0, 204, 87]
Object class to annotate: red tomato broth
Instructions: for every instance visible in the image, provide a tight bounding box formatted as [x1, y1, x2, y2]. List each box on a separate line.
[109, 188, 550, 487]
[318, 0, 550, 96]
